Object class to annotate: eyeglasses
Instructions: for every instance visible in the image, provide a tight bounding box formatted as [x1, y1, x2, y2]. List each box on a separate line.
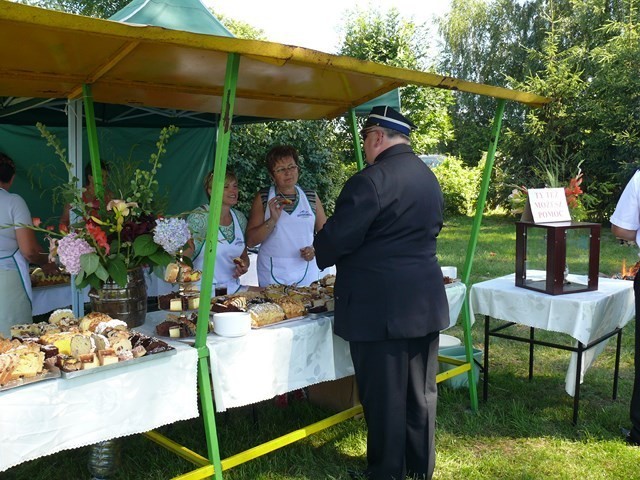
[360, 127, 383, 142]
[273, 164, 299, 175]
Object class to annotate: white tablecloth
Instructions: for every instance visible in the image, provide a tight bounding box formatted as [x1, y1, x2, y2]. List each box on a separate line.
[0, 341, 198, 473]
[142, 282, 466, 412]
[469, 273, 635, 395]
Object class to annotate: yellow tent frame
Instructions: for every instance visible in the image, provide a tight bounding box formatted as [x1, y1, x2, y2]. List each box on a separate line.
[0, 2, 550, 478]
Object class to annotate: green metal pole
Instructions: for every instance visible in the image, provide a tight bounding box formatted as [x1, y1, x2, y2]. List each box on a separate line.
[81, 84, 104, 203]
[195, 52, 240, 480]
[460, 99, 506, 412]
[347, 108, 364, 171]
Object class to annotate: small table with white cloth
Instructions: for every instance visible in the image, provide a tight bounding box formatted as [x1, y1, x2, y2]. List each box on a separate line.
[0, 341, 199, 473]
[469, 273, 635, 425]
[139, 281, 467, 412]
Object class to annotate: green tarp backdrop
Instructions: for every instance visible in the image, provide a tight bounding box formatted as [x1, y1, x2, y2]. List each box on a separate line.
[1, 124, 214, 224]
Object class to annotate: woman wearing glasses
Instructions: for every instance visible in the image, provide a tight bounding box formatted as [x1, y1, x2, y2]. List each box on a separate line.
[246, 145, 327, 287]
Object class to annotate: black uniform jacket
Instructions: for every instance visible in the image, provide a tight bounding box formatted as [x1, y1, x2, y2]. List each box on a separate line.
[314, 144, 449, 342]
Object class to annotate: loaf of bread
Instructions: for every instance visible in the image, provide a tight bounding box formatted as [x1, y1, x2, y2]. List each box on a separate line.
[70, 334, 92, 358]
[274, 297, 306, 319]
[48, 308, 76, 327]
[10, 351, 45, 379]
[79, 312, 113, 332]
[248, 303, 286, 327]
[0, 353, 20, 385]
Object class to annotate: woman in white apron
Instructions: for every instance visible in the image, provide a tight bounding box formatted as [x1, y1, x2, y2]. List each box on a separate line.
[246, 145, 328, 287]
[185, 170, 250, 295]
[0, 153, 55, 335]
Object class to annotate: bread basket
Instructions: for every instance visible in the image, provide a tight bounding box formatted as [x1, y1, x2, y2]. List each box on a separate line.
[212, 312, 251, 337]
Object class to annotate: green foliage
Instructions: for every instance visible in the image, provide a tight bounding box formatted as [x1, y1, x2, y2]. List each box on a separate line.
[123, 125, 179, 216]
[441, 0, 640, 220]
[433, 156, 486, 216]
[19, 0, 130, 18]
[212, 9, 267, 40]
[228, 120, 348, 216]
[339, 6, 454, 153]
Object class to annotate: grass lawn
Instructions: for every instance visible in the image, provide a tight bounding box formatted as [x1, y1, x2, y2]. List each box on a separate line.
[5, 214, 640, 480]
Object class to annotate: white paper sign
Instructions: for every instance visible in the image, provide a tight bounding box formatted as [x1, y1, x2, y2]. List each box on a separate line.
[527, 187, 571, 223]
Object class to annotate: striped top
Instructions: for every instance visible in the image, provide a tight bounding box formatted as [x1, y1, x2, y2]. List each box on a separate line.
[259, 186, 317, 215]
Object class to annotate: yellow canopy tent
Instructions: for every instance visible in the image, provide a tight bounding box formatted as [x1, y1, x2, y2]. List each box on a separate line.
[0, 2, 550, 479]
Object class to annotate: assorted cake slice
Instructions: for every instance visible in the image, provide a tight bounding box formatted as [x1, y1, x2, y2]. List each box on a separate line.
[1, 310, 174, 385]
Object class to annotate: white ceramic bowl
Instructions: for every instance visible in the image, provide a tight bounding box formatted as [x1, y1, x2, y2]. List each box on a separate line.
[213, 312, 251, 337]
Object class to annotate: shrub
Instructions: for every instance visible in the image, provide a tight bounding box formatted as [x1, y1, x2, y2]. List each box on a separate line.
[433, 155, 485, 216]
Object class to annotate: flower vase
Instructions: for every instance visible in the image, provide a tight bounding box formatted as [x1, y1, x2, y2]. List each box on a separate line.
[89, 267, 147, 328]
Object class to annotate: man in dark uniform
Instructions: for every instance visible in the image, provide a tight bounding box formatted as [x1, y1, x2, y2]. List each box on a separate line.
[314, 106, 449, 480]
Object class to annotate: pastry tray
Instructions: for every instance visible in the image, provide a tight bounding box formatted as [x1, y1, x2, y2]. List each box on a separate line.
[32, 281, 71, 289]
[0, 364, 61, 393]
[60, 348, 176, 379]
[306, 310, 335, 318]
[159, 308, 199, 314]
[252, 315, 316, 329]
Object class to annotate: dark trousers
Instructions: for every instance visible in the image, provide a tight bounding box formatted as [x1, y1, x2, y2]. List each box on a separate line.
[631, 273, 640, 441]
[350, 331, 440, 480]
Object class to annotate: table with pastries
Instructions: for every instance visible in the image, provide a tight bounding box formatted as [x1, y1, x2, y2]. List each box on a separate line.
[139, 280, 467, 412]
[0, 339, 198, 473]
[1, 281, 465, 473]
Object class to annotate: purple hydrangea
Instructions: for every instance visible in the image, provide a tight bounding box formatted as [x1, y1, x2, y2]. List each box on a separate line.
[57, 232, 95, 275]
[153, 217, 191, 255]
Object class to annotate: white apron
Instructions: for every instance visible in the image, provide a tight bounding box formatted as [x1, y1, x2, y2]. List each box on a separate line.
[1, 248, 33, 305]
[193, 208, 245, 294]
[257, 185, 320, 287]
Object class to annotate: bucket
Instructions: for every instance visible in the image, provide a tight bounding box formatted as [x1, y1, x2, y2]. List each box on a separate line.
[439, 334, 461, 349]
[438, 345, 482, 389]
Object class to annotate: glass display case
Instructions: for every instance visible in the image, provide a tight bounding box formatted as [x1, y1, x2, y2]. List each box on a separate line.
[515, 221, 600, 295]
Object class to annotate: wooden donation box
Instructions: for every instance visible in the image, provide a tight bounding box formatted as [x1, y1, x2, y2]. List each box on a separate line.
[515, 221, 601, 295]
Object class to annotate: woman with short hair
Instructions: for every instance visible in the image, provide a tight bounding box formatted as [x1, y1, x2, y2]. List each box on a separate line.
[246, 145, 327, 287]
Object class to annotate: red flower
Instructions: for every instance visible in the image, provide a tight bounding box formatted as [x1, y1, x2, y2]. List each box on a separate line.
[32, 217, 41, 227]
[86, 219, 110, 255]
[59, 223, 68, 234]
[46, 225, 55, 231]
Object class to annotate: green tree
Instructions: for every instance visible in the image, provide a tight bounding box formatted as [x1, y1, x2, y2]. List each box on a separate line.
[212, 9, 267, 40]
[339, 7, 454, 153]
[18, 0, 129, 18]
[440, 0, 640, 217]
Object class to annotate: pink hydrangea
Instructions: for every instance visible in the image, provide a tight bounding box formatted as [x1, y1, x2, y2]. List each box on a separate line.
[57, 232, 95, 275]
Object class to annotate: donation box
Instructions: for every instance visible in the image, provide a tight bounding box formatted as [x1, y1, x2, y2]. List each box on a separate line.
[515, 221, 601, 295]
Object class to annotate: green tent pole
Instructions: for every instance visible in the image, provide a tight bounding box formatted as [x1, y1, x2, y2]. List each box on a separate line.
[460, 99, 506, 412]
[81, 84, 104, 203]
[195, 52, 240, 480]
[347, 108, 364, 170]
[67, 99, 85, 318]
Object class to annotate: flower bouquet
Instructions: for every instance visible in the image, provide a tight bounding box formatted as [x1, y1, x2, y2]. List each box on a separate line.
[28, 124, 190, 289]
